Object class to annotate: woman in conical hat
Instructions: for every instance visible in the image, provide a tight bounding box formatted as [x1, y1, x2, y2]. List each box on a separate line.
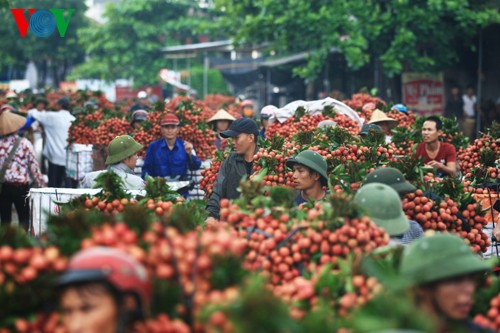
[208, 109, 236, 151]
[368, 109, 398, 143]
[0, 106, 45, 231]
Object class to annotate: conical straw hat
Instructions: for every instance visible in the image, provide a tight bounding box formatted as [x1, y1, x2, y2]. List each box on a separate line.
[0, 110, 26, 135]
[368, 109, 398, 126]
[208, 109, 236, 123]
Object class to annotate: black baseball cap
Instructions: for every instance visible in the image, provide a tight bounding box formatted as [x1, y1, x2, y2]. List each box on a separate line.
[220, 118, 259, 138]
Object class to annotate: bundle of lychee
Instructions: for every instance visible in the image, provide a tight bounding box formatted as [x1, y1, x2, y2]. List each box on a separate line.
[342, 93, 386, 112]
[1, 313, 63, 333]
[402, 189, 490, 253]
[266, 109, 359, 140]
[459, 134, 499, 177]
[219, 179, 390, 286]
[0, 243, 67, 327]
[474, 293, 500, 331]
[200, 151, 228, 198]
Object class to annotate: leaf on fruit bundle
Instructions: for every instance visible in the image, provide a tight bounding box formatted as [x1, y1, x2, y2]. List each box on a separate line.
[480, 147, 497, 168]
[269, 135, 285, 151]
[200, 276, 300, 333]
[0, 225, 34, 249]
[323, 192, 359, 222]
[47, 209, 105, 256]
[294, 106, 306, 121]
[269, 186, 296, 209]
[209, 255, 247, 290]
[293, 131, 314, 145]
[164, 203, 202, 234]
[322, 105, 336, 118]
[94, 170, 131, 201]
[143, 175, 180, 202]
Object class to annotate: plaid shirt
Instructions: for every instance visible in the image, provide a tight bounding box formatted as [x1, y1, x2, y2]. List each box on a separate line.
[0, 134, 45, 187]
[400, 220, 424, 244]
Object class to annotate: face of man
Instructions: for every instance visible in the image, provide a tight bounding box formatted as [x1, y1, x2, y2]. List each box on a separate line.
[216, 120, 230, 132]
[421, 120, 440, 144]
[60, 284, 118, 333]
[421, 275, 478, 321]
[292, 164, 320, 190]
[378, 121, 392, 133]
[232, 133, 255, 155]
[161, 125, 180, 141]
[262, 118, 269, 129]
[123, 153, 138, 170]
[36, 102, 46, 111]
[451, 87, 459, 96]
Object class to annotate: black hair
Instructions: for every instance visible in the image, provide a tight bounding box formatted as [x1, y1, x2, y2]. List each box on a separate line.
[57, 97, 70, 111]
[291, 163, 328, 187]
[58, 280, 144, 325]
[425, 116, 442, 130]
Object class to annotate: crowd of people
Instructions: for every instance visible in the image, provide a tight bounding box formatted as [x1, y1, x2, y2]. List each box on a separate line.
[0, 88, 499, 332]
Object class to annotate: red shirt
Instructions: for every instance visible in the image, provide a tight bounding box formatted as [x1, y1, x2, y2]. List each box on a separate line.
[414, 142, 457, 165]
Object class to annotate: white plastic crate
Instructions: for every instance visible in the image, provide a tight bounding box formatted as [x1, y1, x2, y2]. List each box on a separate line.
[66, 144, 94, 181]
[29, 188, 145, 237]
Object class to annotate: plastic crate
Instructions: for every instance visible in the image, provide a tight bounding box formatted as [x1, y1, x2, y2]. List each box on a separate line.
[66, 144, 94, 181]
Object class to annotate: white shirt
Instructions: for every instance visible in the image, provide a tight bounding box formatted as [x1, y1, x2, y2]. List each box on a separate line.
[28, 109, 75, 166]
[80, 163, 145, 190]
[462, 94, 476, 118]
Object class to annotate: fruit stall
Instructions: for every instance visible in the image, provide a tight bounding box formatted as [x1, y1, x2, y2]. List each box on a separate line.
[0, 91, 499, 332]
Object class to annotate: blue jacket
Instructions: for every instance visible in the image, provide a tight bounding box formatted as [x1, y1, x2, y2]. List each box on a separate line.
[142, 138, 201, 180]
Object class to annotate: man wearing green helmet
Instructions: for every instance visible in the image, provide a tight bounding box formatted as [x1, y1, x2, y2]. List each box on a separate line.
[80, 135, 145, 190]
[286, 150, 329, 205]
[354, 183, 410, 243]
[363, 167, 424, 244]
[400, 233, 493, 333]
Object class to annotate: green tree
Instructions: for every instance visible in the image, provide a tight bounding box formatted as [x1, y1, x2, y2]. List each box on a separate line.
[71, 0, 224, 88]
[0, 0, 89, 86]
[214, 0, 500, 80]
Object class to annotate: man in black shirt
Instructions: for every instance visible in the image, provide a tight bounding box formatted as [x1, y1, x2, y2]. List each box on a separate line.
[444, 86, 464, 121]
[205, 118, 259, 221]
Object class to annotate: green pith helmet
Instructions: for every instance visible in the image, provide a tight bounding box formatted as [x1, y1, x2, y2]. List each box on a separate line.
[359, 123, 383, 136]
[400, 233, 490, 286]
[105, 135, 143, 165]
[354, 183, 409, 236]
[286, 150, 328, 184]
[364, 167, 416, 196]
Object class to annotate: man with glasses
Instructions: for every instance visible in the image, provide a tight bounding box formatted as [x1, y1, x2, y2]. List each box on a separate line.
[142, 113, 201, 196]
[80, 135, 145, 190]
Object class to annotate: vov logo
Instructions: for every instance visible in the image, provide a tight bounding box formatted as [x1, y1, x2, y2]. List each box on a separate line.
[10, 8, 74, 38]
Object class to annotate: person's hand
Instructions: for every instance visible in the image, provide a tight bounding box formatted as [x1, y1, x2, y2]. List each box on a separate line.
[426, 160, 443, 170]
[184, 141, 193, 155]
[205, 217, 219, 224]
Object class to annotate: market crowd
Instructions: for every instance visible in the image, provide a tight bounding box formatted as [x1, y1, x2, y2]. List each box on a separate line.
[0, 89, 499, 332]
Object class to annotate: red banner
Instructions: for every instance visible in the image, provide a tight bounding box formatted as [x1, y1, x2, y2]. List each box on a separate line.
[402, 73, 444, 117]
[60, 81, 77, 93]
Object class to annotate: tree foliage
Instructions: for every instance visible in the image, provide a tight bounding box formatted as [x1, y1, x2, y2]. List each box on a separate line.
[71, 0, 223, 87]
[0, 0, 89, 86]
[214, 0, 500, 80]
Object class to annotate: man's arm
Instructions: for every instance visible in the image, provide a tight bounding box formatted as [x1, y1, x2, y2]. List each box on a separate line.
[141, 144, 154, 179]
[205, 158, 229, 220]
[427, 144, 457, 177]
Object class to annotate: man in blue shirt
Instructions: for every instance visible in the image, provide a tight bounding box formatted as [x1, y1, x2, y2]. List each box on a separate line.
[142, 113, 201, 196]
